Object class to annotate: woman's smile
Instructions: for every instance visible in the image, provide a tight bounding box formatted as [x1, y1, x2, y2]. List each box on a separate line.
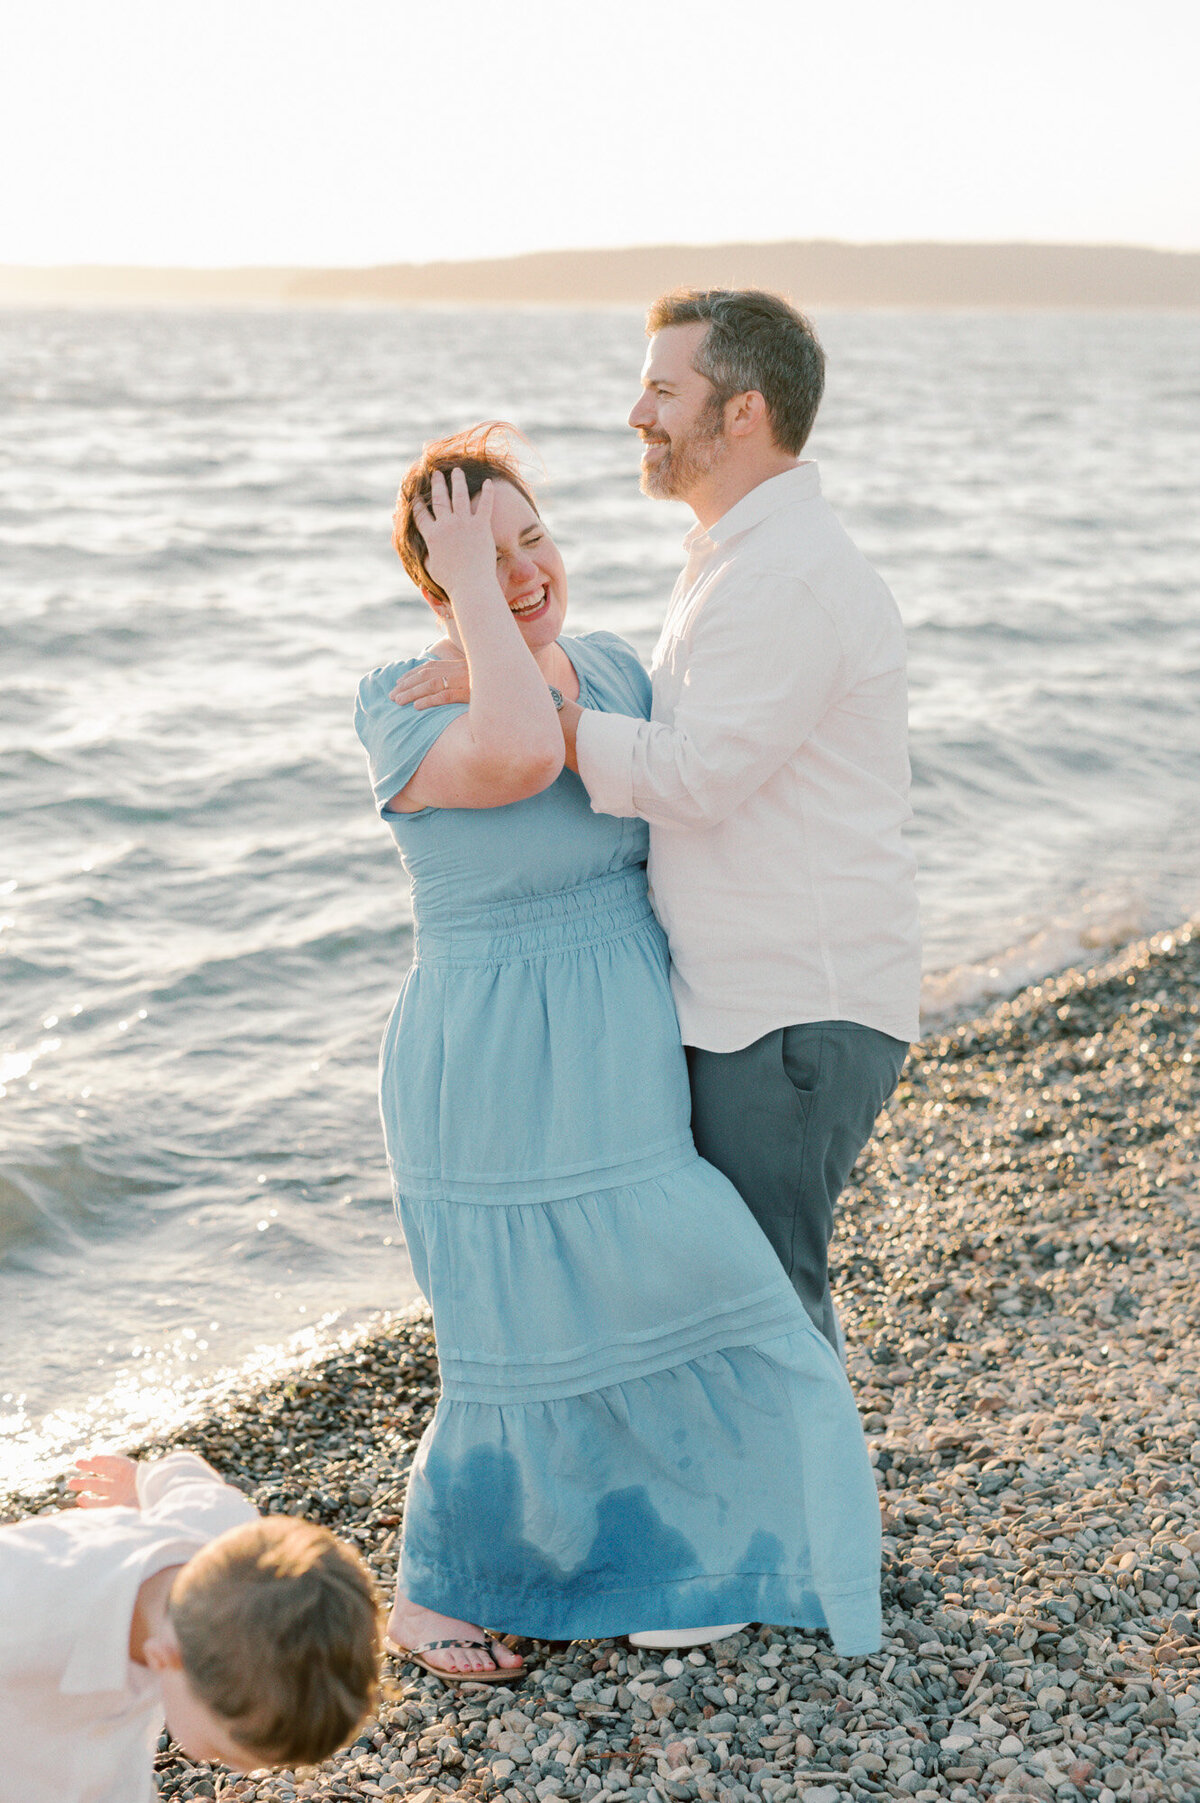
[509, 585, 550, 620]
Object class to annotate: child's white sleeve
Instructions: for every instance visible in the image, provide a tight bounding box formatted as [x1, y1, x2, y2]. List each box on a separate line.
[135, 1450, 259, 1537]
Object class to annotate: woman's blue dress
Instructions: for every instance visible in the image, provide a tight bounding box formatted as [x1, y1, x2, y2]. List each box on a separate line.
[355, 632, 881, 1653]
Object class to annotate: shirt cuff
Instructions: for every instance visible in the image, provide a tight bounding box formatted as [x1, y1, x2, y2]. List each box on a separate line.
[136, 1451, 256, 1532]
[136, 1450, 223, 1509]
[575, 708, 642, 818]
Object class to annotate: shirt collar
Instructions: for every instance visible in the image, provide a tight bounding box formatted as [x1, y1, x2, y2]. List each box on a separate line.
[683, 461, 821, 552]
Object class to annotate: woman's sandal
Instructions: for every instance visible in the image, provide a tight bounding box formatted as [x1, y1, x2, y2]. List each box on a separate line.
[386, 1634, 526, 1684]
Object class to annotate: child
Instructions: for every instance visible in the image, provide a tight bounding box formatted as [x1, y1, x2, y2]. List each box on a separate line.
[0, 1448, 381, 1803]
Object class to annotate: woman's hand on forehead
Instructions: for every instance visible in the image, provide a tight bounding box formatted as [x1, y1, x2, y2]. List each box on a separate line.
[416, 469, 501, 603]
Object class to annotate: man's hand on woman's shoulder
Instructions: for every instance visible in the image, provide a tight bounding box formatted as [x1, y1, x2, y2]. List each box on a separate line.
[391, 656, 470, 710]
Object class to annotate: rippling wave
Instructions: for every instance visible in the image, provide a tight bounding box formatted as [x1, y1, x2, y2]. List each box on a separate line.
[2, 306, 1199, 1485]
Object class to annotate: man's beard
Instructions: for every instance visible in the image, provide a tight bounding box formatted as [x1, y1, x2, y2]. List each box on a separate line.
[639, 394, 727, 500]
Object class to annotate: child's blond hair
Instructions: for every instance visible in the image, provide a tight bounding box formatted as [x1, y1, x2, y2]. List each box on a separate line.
[168, 1515, 380, 1766]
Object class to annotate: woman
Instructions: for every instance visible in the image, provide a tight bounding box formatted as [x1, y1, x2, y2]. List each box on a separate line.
[354, 426, 881, 1681]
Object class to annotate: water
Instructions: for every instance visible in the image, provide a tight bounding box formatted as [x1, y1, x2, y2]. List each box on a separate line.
[2, 306, 1198, 1487]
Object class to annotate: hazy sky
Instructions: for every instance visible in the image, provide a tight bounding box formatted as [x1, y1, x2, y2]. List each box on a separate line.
[3, 0, 1197, 267]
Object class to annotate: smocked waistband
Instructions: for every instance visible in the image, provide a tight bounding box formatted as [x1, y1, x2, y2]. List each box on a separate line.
[413, 867, 655, 965]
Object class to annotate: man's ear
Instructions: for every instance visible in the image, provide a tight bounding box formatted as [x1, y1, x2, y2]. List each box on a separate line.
[141, 1633, 185, 1674]
[725, 390, 768, 439]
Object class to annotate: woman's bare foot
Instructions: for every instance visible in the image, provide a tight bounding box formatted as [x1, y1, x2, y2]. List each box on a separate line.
[386, 1592, 524, 1678]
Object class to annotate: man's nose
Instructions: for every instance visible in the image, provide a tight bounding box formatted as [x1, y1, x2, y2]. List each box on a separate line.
[628, 391, 654, 430]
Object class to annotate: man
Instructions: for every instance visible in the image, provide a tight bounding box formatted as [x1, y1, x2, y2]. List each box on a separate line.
[558, 288, 921, 1351]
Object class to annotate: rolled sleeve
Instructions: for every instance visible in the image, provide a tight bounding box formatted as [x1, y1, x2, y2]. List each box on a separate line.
[136, 1451, 259, 1538]
[575, 706, 644, 818]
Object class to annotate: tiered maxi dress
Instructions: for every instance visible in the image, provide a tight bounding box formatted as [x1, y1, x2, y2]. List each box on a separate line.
[355, 631, 882, 1653]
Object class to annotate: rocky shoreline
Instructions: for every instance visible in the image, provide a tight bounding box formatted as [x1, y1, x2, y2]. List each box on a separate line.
[5, 922, 1199, 1803]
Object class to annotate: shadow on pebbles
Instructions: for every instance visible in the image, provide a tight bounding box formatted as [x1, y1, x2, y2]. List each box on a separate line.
[5, 923, 1200, 1803]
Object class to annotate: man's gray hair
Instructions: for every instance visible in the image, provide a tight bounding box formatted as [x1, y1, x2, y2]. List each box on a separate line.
[646, 289, 825, 455]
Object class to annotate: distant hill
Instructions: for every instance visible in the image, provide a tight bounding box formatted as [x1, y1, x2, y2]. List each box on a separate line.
[2, 241, 1198, 308]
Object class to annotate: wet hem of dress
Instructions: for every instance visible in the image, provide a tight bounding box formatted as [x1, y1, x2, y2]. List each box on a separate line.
[402, 1566, 882, 1655]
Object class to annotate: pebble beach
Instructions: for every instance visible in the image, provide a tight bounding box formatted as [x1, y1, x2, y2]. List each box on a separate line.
[4, 922, 1199, 1803]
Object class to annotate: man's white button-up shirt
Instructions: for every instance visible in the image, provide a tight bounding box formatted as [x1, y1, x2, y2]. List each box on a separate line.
[576, 463, 921, 1052]
[0, 1452, 258, 1803]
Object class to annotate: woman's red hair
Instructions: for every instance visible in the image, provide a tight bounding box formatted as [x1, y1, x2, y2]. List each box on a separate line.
[393, 423, 539, 605]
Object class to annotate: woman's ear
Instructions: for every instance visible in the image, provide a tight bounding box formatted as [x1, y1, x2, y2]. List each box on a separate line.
[421, 587, 451, 614]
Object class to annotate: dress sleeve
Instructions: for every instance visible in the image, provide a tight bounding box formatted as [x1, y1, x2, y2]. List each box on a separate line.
[575, 631, 652, 720]
[354, 661, 468, 814]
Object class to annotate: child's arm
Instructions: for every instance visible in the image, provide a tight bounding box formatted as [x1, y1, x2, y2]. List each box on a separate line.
[136, 1450, 259, 1535]
[68, 1453, 139, 1508]
[67, 1450, 257, 1538]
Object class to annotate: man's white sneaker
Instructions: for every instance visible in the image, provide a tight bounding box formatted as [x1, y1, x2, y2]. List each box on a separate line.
[628, 1623, 750, 1650]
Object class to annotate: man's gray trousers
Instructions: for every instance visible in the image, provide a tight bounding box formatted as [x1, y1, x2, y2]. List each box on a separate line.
[687, 1019, 909, 1350]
